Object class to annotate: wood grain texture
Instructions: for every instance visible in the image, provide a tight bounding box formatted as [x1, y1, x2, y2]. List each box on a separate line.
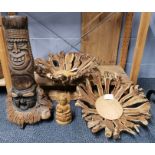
[130, 13, 151, 84]
[81, 12, 123, 65]
[119, 13, 134, 69]
[0, 15, 12, 90]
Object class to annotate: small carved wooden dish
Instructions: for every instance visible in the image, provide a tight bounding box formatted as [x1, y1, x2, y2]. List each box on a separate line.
[76, 71, 151, 139]
[35, 51, 98, 86]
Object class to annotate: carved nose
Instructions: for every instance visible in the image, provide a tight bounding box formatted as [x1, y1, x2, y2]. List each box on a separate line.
[13, 43, 20, 54]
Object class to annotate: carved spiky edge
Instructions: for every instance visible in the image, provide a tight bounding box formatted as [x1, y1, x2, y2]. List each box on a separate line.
[7, 87, 52, 127]
[76, 71, 151, 139]
[35, 51, 99, 85]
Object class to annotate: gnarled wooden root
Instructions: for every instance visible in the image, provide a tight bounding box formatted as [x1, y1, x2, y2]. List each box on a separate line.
[76, 71, 151, 139]
[7, 87, 52, 127]
[35, 51, 99, 85]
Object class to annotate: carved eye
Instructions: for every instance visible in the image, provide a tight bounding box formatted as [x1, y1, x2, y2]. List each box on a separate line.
[17, 42, 26, 48]
[23, 92, 34, 97]
[8, 42, 14, 50]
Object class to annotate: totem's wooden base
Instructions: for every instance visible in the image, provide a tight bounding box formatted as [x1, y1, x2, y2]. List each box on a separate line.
[56, 119, 72, 125]
[7, 87, 52, 126]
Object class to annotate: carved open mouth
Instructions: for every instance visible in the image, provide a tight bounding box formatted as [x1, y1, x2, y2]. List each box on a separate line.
[10, 52, 26, 66]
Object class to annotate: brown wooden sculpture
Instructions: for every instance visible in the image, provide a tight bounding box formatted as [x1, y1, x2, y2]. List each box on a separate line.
[35, 51, 98, 86]
[2, 16, 52, 126]
[76, 71, 151, 139]
[55, 93, 72, 125]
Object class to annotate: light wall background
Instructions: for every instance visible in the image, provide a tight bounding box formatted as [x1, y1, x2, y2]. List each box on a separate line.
[4, 12, 155, 78]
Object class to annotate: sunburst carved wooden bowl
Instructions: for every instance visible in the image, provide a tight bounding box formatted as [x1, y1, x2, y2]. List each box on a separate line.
[76, 71, 151, 139]
[35, 51, 98, 86]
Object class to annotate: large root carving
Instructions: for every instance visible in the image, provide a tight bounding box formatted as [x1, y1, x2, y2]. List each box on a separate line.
[76, 71, 151, 139]
[35, 51, 99, 85]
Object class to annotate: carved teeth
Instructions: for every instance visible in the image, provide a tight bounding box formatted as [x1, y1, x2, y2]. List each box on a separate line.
[18, 58, 21, 61]
[14, 58, 17, 62]
[11, 55, 25, 63]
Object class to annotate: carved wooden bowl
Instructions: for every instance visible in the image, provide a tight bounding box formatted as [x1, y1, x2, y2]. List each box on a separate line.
[76, 71, 151, 139]
[35, 51, 98, 86]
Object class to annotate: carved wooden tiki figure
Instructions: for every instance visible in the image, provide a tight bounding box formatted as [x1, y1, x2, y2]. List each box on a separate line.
[2, 16, 52, 126]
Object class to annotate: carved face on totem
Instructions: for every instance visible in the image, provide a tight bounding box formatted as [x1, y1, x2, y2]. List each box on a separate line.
[12, 86, 37, 111]
[2, 16, 37, 111]
[9, 40, 37, 111]
[8, 41, 32, 70]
